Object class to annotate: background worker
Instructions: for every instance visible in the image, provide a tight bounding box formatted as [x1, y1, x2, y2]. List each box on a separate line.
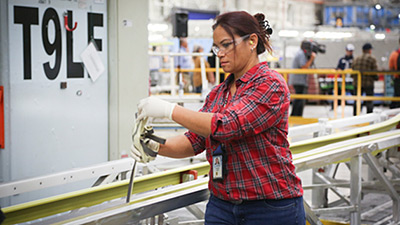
[132, 11, 305, 225]
[336, 43, 354, 70]
[192, 45, 215, 93]
[388, 37, 400, 109]
[175, 37, 193, 93]
[351, 43, 378, 115]
[289, 40, 317, 117]
[331, 43, 355, 108]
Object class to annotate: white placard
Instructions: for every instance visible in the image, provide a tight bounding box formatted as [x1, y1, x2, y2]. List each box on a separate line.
[80, 42, 105, 82]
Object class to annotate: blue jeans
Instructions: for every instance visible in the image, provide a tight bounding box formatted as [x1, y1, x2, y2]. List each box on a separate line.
[205, 195, 305, 225]
[291, 85, 307, 117]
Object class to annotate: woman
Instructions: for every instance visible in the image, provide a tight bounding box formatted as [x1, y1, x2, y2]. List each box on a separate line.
[132, 11, 305, 225]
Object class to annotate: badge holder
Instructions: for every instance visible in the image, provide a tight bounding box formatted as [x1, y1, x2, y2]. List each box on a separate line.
[212, 144, 225, 181]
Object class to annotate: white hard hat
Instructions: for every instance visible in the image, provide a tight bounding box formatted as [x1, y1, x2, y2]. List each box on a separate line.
[346, 44, 355, 51]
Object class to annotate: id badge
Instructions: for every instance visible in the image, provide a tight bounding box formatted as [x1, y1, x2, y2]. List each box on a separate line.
[213, 155, 223, 180]
[212, 144, 225, 181]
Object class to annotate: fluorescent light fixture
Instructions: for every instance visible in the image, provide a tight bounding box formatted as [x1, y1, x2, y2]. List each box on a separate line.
[314, 31, 353, 39]
[303, 31, 315, 38]
[148, 34, 164, 42]
[148, 23, 168, 32]
[375, 33, 385, 40]
[278, 30, 299, 37]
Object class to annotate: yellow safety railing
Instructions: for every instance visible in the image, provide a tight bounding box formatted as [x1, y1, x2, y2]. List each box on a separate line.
[277, 69, 400, 118]
[158, 68, 400, 119]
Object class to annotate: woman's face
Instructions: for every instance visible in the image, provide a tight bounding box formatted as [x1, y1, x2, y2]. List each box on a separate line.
[212, 25, 252, 75]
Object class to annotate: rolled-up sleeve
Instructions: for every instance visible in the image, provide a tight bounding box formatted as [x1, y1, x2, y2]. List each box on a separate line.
[184, 131, 206, 155]
[211, 78, 289, 142]
[183, 92, 216, 155]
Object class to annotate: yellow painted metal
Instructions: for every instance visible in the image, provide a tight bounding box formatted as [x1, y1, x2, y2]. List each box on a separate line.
[53, 181, 209, 225]
[294, 129, 400, 167]
[290, 113, 400, 154]
[306, 219, 350, 225]
[289, 116, 319, 125]
[157, 68, 400, 118]
[2, 162, 210, 225]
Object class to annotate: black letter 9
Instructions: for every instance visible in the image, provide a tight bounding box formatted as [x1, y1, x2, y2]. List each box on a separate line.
[42, 8, 61, 80]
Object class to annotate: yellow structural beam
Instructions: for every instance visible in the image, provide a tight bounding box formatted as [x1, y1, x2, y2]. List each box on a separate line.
[290, 113, 400, 154]
[2, 162, 210, 225]
[289, 116, 319, 125]
[308, 219, 349, 225]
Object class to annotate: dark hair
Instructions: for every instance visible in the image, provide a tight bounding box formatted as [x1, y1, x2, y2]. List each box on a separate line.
[212, 11, 273, 55]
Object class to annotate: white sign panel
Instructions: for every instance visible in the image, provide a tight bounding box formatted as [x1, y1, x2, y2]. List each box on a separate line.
[81, 42, 105, 82]
[7, 0, 108, 204]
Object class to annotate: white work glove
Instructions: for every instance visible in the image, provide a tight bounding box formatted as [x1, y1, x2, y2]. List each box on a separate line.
[130, 116, 161, 163]
[130, 138, 160, 163]
[137, 96, 176, 121]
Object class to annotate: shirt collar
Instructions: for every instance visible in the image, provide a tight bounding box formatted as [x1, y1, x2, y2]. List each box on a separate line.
[225, 61, 267, 86]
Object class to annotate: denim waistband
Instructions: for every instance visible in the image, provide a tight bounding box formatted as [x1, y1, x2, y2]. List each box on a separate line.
[213, 195, 302, 206]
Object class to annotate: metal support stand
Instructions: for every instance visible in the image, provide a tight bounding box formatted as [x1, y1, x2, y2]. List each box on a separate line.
[304, 200, 323, 225]
[363, 151, 400, 223]
[312, 168, 327, 208]
[350, 154, 362, 225]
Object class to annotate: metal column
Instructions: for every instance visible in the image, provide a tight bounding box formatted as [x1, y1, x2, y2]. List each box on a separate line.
[350, 154, 362, 225]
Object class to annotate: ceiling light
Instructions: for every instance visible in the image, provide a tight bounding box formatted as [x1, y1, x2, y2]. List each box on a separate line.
[375, 33, 385, 40]
[370, 24, 376, 30]
[148, 34, 164, 42]
[278, 30, 299, 37]
[374, 4, 382, 10]
[314, 31, 353, 39]
[148, 23, 168, 32]
[303, 31, 315, 38]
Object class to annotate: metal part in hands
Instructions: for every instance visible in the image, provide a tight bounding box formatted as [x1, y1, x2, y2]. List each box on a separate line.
[140, 125, 166, 157]
[126, 160, 137, 203]
[143, 125, 166, 144]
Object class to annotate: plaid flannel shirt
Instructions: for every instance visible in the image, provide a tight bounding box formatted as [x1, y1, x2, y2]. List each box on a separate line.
[185, 62, 303, 201]
[352, 53, 378, 87]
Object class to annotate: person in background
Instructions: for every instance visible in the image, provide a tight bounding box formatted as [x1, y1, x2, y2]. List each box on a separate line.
[352, 43, 379, 115]
[175, 37, 193, 92]
[388, 37, 400, 109]
[289, 40, 317, 117]
[132, 11, 305, 225]
[332, 43, 355, 108]
[208, 49, 226, 84]
[337, 44, 354, 70]
[192, 45, 215, 93]
[149, 46, 163, 87]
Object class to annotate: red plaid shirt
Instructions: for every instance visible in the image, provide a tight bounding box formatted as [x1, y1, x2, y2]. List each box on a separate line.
[185, 62, 303, 201]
